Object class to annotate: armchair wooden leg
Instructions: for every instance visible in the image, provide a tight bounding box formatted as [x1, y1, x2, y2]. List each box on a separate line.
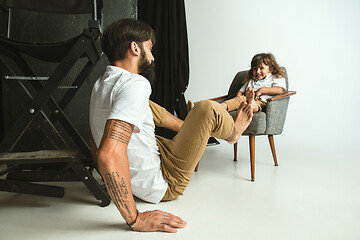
[268, 135, 279, 166]
[233, 142, 238, 161]
[195, 162, 199, 171]
[249, 134, 255, 181]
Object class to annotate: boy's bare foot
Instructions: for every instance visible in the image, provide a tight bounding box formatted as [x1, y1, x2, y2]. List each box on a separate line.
[246, 87, 255, 106]
[245, 87, 259, 113]
[187, 100, 195, 112]
[225, 102, 253, 144]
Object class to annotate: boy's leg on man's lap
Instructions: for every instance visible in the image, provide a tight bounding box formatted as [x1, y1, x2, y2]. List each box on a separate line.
[159, 100, 234, 201]
[224, 95, 265, 112]
[224, 96, 247, 112]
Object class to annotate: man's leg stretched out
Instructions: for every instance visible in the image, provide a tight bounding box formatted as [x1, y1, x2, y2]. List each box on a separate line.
[157, 100, 253, 201]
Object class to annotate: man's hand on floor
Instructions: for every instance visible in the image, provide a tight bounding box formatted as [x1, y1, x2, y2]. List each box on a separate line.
[132, 210, 187, 233]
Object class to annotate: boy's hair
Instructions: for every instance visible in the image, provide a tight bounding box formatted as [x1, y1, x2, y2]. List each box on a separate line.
[246, 53, 286, 81]
[101, 18, 155, 63]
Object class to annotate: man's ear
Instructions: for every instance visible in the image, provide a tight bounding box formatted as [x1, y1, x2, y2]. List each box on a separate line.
[130, 41, 140, 56]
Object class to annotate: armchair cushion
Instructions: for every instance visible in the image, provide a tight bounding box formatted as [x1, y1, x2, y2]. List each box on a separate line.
[244, 112, 266, 135]
[229, 110, 266, 135]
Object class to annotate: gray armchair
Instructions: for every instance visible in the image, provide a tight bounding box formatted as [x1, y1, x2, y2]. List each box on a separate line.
[195, 68, 296, 181]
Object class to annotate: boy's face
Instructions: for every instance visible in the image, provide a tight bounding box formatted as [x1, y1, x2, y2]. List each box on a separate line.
[252, 63, 272, 80]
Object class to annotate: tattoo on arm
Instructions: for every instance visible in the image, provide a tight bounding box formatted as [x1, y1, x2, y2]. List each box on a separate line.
[105, 120, 133, 144]
[100, 121, 134, 215]
[104, 172, 131, 214]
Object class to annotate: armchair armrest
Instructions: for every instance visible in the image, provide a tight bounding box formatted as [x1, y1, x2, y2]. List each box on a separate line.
[208, 95, 227, 103]
[267, 91, 296, 102]
[194, 95, 228, 104]
[208, 95, 227, 101]
[197, 91, 296, 105]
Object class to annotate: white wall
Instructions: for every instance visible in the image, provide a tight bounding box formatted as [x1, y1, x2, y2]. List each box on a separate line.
[184, 0, 360, 151]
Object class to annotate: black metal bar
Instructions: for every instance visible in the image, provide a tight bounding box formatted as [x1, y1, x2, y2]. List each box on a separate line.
[4, 76, 49, 80]
[58, 60, 96, 109]
[70, 160, 110, 207]
[37, 114, 71, 149]
[0, 179, 65, 198]
[0, 164, 18, 176]
[7, 170, 80, 182]
[51, 105, 91, 157]
[85, 38, 102, 64]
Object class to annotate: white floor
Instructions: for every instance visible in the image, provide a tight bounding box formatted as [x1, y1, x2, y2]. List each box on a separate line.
[1, 138, 360, 240]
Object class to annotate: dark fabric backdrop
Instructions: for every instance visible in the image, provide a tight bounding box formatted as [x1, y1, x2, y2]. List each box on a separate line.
[138, 0, 189, 139]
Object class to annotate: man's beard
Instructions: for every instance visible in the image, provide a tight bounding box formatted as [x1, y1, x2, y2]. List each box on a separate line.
[138, 52, 156, 85]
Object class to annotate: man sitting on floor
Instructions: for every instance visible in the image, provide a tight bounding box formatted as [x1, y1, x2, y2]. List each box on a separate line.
[89, 18, 253, 233]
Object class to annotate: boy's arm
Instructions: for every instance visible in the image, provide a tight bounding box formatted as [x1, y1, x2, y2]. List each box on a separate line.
[96, 119, 186, 233]
[255, 87, 285, 100]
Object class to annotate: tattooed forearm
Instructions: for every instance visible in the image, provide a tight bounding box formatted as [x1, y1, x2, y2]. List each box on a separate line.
[119, 173, 129, 198]
[104, 172, 131, 214]
[106, 120, 133, 144]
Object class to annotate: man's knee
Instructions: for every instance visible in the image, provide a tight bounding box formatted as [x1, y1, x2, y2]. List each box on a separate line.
[193, 100, 218, 112]
[189, 100, 225, 121]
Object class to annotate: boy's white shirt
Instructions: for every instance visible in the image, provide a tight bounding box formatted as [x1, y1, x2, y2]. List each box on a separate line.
[239, 73, 286, 101]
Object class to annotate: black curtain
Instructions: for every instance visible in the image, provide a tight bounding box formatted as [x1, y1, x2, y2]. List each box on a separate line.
[138, 0, 189, 139]
[0, 7, 6, 142]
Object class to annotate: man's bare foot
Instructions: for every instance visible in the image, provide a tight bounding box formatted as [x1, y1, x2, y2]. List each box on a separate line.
[187, 100, 195, 112]
[225, 102, 253, 144]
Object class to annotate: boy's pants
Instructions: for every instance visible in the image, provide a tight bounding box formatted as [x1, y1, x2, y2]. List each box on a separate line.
[224, 95, 266, 112]
[151, 100, 234, 201]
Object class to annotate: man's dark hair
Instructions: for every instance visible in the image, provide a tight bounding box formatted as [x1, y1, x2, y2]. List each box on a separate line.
[101, 18, 155, 63]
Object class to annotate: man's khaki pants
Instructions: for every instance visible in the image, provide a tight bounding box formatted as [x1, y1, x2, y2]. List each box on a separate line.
[150, 100, 234, 201]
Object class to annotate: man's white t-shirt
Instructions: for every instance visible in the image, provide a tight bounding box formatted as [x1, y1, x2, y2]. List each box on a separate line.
[89, 65, 168, 204]
[239, 73, 287, 101]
